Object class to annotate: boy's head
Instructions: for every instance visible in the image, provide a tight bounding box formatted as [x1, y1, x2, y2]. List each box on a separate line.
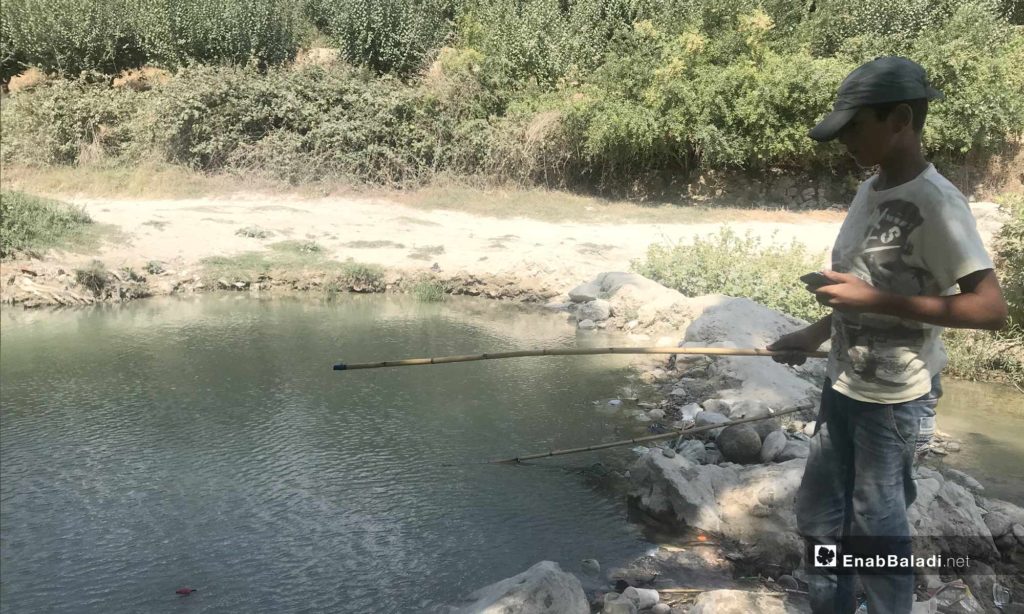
[809, 56, 942, 168]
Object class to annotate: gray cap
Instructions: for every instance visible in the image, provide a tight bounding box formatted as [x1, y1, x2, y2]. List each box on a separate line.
[809, 56, 944, 142]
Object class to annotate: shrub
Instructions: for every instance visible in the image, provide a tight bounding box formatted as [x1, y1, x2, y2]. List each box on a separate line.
[320, 0, 457, 75]
[0, 78, 146, 165]
[0, 190, 93, 259]
[74, 259, 109, 295]
[133, 0, 303, 69]
[1, 0, 147, 76]
[412, 279, 448, 302]
[632, 227, 829, 323]
[993, 194, 1024, 324]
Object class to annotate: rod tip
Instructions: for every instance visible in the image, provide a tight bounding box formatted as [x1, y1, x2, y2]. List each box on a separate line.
[333, 363, 347, 371]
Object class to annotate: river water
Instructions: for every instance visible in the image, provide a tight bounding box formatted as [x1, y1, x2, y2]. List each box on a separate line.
[3, 295, 1021, 612]
[0, 295, 654, 613]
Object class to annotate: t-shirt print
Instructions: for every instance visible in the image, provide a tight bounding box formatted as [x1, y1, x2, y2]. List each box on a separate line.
[827, 165, 993, 404]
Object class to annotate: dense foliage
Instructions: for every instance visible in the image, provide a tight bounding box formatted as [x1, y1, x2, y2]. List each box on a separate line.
[0, 189, 93, 259]
[1, 0, 1022, 192]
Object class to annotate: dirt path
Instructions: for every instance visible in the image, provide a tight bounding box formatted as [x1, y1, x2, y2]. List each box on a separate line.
[55, 193, 851, 277]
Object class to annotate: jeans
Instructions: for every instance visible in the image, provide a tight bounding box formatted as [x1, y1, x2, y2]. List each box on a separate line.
[796, 375, 942, 614]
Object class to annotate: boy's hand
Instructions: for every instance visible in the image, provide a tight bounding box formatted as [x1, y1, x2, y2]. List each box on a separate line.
[767, 330, 822, 366]
[811, 270, 881, 312]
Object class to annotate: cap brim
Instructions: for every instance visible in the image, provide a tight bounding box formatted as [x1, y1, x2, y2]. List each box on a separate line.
[808, 107, 858, 142]
[926, 85, 944, 101]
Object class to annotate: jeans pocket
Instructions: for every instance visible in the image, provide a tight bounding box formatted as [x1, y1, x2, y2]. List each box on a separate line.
[887, 405, 918, 447]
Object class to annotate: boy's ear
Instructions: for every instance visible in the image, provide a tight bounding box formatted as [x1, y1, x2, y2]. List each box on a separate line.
[890, 103, 914, 133]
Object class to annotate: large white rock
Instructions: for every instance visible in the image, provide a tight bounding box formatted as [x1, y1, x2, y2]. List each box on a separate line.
[629, 454, 1002, 571]
[567, 272, 713, 330]
[449, 561, 589, 614]
[688, 589, 789, 614]
[680, 297, 827, 408]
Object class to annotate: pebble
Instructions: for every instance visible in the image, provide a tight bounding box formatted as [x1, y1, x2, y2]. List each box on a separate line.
[608, 399, 622, 406]
[945, 441, 961, 452]
[759, 430, 788, 463]
[578, 319, 596, 329]
[678, 403, 702, 421]
[803, 421, 817, 436]
[718, 424, 762, 464]
[662, 447, 676, 458]
[652, 604, 671, 614]
[648, 408, 665, 421]
[581, 559, 600, 576]
[777, 574, 799, 591]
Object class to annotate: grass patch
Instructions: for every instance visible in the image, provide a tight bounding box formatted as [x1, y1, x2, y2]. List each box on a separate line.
[633, 227, 829, 323]
[0, 189, 116, 259]
[235, 226, 273, 239]
[74, 259, 108, 295]
[408, 245, 446, 260]
[943, 327, 1024, 387]
[344, 240, 405, 249]
[411, 279, 448, 302]
[269, 240, 323, 254]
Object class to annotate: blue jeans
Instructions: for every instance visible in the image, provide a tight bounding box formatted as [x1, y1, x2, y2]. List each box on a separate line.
[796, 376, 941, 614]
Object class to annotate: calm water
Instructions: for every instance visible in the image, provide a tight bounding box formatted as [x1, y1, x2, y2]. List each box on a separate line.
[933, 378, 1024, 506]
[0, 295, 653, 613]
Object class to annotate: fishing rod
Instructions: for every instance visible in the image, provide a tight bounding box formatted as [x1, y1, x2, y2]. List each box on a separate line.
[333, 347, 827, 371]
[488, 404, 811, 464]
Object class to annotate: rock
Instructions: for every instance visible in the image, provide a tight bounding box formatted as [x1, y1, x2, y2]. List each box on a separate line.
[984, 512, 1013, 537]
[662, 447, 676, 458]
[622, 587, 659, 609]
[776, 574, 799, 591]
[907, 467, 1000, 561]
[581, 559, 600, 577]
[675, 439, 707, 464]
[776, 440, 810, 461]
[648, 409, 665, 421]
[681, 298, 824, 408]
[669, 387, 687, 398]
[651, 604, 670, 614]
[760, 430, 788, 463]
[577, 299, 612, 322]
[695, 412, 730, 438]
[688, 590, 787, 614]
[625, 319, 639, 330]
[1014, 523, 1024, 544]
[602, 599, 637, 614]
[803, 421, 816, 437]
[568, 282, 601, 302]
[945, 441, 961, 453]
[704, 449, 723, 465]
[718, 425, 763, 464]
[678, 403, 703, 422]
[608, 399, 622, 406]
[701, 398, 733, 416]
[578, 319, 596, 330]
[449, 560, 589, 614]
[942, 467, 984, 493]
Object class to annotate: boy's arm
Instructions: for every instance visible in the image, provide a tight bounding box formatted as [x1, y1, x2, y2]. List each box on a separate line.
[813, 269, 1009, 330]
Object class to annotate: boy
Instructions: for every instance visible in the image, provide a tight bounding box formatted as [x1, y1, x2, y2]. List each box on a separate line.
[767, 56, 1009, 614]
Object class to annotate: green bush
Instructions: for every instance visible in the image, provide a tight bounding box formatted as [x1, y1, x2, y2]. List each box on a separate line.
[1, 0, 147, 76]
[0, 0, 302, 76]
[136, 0, 302, 70]
[632, 227, 830, 323]
[993, 194, 1024, 324]
[0, 78, 145, 164]
[320, 0, 456, 75]
[0, 190, 93, 259]
[412, 279, 448, 302]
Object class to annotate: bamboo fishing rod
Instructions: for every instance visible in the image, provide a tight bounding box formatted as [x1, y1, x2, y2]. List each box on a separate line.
[489, 404, 812, 464]
[333, 347, 827, 371]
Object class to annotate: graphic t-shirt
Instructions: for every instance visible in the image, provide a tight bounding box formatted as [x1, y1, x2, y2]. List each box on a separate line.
[828, 164, 993, 404]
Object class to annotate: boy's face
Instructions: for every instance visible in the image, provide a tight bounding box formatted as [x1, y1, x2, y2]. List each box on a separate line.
[837, 107, 896, 168]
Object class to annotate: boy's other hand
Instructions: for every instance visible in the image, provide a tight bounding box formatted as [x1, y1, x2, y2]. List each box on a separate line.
[767, 330, 822, 366]
[811, 270, 880, 312]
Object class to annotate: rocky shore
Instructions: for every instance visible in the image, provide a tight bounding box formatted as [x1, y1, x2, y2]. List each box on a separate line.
[3, 257, 1021, 614]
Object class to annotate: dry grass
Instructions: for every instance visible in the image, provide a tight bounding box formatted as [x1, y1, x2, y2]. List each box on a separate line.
[0, 164, 848, 225]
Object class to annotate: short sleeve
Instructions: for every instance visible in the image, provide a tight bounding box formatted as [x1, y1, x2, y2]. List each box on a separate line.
[916, 196, 994, 291]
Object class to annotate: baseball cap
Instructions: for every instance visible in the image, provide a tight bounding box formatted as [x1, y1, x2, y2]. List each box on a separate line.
[809, 56, 944, 142]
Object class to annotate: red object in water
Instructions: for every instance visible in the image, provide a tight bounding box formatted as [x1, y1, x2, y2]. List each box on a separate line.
[176, 587, 197, 596]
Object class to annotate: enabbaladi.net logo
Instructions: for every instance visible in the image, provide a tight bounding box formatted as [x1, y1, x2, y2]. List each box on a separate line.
[808, 540, 974, 574]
